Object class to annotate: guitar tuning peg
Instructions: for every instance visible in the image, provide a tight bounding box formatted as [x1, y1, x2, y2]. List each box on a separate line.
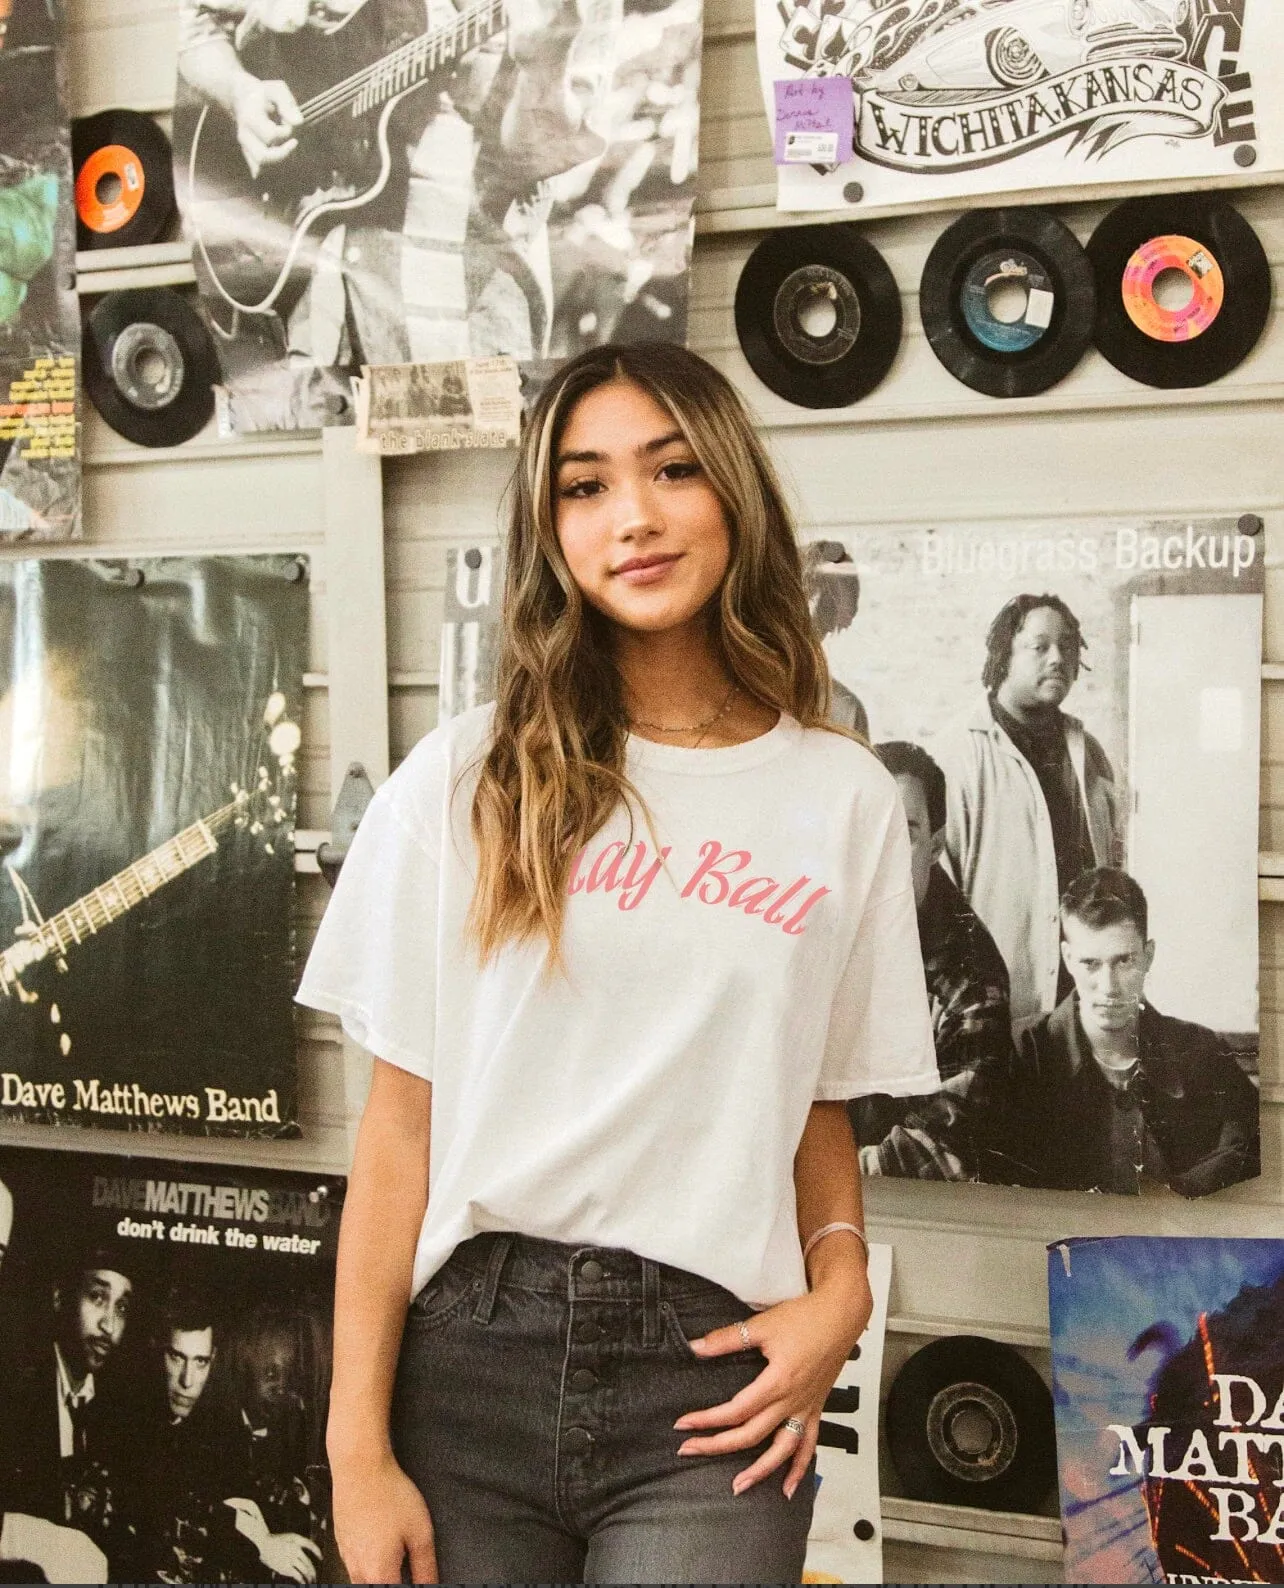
[264, 842, 275, 855]
[59, 1033, 71, 1057]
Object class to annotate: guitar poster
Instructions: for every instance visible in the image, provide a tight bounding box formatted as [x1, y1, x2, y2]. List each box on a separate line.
[0, 555, 306, 1138]
[172, 0, 703, 435]
[1048, 1235, 1284, 1584]
[0, 0, 80, 534]
[757, 0, 1284, 214]
[0, 1142, 341, 1583]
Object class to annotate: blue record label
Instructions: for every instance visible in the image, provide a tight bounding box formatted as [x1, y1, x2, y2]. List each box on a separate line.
[960, 249, 1055, 354]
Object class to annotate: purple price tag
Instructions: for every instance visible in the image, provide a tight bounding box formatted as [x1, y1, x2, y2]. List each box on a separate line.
[773, 77, 854, 166]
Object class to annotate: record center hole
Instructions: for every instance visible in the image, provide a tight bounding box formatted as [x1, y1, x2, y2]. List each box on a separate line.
[797, 289, 838, 341]
[95, 171, 123, 207]
[948, 1404, 997, 1457]
[1153, 267, 1196, 312]
[131, 347, 169, 390]
[986, 278, 1030, 324]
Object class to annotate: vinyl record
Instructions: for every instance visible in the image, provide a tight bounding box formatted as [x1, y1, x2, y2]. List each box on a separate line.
[885, 1336, 1056, 1513]
[72, 109, 174, 250]
[734, 225, 902, 408]
[920, 207, 1096, 399]
[1088, 195, 1271, 389]
[83, 288, 218, 447]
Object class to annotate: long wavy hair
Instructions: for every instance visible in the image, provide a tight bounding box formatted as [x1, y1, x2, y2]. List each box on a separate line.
[468, 343, 839, 961]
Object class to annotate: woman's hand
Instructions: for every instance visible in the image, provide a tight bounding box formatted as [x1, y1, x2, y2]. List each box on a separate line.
[673, 1271, 872, 1498]
[331, 1451, 439, 1584]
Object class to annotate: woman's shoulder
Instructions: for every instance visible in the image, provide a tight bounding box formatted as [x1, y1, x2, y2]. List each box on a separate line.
[791, 720, 899, 806]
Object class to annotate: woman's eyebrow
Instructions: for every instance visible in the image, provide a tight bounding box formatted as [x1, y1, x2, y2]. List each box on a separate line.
[556, 431, 686, 469]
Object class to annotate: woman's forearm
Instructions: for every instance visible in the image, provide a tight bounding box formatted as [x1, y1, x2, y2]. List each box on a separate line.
[793, 1100, 867, 1297]
[328, 1059, 432, 1469]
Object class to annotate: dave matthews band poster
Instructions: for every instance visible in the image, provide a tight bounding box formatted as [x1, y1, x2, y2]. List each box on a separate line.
[1048, 1235, 1284, 1584]
[0, 1143, 342, 1584]
[758, 1, 1284, 213]
[805, 518, 1263, 1197]
[0, 0, 80, 535]
[172, 0, 702, 434]
[0, 556, 307, 1138]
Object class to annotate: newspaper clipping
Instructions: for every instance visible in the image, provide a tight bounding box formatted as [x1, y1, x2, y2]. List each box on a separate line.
[0, 1143, 342, 1584]
[0, 556, 307, 1138]
[0, 0, 80, 535]
[173, 0, 703, 433]
[354, 356, 522, 454]
[806, 518, 1263, 1197]
[1049, 1234, 1284, 1584]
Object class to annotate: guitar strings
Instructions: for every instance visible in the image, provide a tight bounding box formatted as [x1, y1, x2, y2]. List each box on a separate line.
[299, 0, 505, 125]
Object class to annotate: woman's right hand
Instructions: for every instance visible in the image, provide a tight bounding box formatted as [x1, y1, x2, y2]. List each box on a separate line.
[332, 1451, 439, 1584]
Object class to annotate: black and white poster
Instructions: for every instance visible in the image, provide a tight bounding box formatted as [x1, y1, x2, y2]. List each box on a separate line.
[806, 519, 1263, 1196]
[440, 542, 502, 720]
[172, 0, 702, 435]
[0, 556, 307, 1138]
[758, 0, 1284, 213]
[0, 0, 80, 536]
[0, 1144, 341, 1584]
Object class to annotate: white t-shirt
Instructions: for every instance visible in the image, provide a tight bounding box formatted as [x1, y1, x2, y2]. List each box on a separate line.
[297, 706, 937, 1307]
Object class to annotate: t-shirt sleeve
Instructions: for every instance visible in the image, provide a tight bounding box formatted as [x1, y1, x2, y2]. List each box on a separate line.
[295, 782, 440, 1081]
[815, 803, 939, 1102]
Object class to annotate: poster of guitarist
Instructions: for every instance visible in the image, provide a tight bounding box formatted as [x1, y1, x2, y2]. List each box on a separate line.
[0, 555, 307, 1138]
[174, 0, 702, 433]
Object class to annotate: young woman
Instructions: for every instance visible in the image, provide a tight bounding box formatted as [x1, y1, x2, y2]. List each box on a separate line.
[297, 343, 937, 1584]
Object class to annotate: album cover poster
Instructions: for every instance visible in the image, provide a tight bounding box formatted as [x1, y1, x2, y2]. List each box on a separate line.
[758, 0, 1284, 213]
[0, 555, 307, 1138]
[0, 1142, 342, 1584]
[440, 543, 503, 721]
[1048, 1235, 1284, 1584]
[805, 518, 1263, 1196]
[0, 0, 80, 536]
[171, 0, 702, 435]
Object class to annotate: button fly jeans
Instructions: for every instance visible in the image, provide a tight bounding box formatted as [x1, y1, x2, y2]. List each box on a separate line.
[391, 1232, 815, 1583]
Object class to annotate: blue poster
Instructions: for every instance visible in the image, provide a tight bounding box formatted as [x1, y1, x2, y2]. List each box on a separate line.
[1049, 1236, 1284, 1585]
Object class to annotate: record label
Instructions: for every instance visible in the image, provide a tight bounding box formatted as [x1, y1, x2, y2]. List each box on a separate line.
[960, 249, 1056, 355]
[1088, 195, 1271, 389]
[920, 208, 1095, 400]
[1122, 234, 1225, 344]
[75, 144, 146, 236]
[734, 226, 902, 409]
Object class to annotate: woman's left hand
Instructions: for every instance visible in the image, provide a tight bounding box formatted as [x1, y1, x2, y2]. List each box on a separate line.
[673, 1273, 873, 1497]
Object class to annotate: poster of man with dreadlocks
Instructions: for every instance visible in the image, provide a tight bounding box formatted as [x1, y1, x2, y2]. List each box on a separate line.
[756, 0, 1284, 212]
[806, 516, 1262, 1197]
[1049, 1235, 1284, 1584]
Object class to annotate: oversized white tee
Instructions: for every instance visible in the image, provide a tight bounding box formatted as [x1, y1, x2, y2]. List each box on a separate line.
[297, 706, 937, 1307]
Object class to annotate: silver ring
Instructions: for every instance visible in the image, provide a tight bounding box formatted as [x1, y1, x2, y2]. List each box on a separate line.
[737, 1320, 752, 1349]
[783, 1416, 806, 1438]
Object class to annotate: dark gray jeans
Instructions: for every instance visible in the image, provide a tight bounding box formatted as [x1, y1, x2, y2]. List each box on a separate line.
[391, 1232, 815, 1584]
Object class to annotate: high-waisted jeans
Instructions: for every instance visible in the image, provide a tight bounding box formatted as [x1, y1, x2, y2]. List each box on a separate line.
[391, 1231, 815, 1584]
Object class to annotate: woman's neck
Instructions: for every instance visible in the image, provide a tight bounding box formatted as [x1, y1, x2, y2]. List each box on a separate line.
[613, 620, 777, 748]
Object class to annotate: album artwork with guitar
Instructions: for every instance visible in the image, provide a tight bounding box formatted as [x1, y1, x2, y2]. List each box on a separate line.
[0, 555, 307, 1137]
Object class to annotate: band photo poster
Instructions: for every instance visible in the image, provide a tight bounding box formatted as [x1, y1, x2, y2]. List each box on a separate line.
[806, 517, 1263, 1199]
[0, 555, 307, 1139]
[757, 0, 1284, 213]
[1048, 1235, 1284, 1585]
[0, 0, 80, 536]
[172, 0, 704, 435]
[0, 1143, 342, 1585]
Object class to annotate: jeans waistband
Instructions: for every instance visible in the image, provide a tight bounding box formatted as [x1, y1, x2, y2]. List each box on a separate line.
[448, 1231, 737, 1307]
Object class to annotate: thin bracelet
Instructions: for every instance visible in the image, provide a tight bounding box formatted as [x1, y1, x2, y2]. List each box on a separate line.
[802, 1222, 869, 1265]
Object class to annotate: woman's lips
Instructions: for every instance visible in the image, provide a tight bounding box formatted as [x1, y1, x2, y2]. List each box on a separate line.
[612, 553, 683, 586]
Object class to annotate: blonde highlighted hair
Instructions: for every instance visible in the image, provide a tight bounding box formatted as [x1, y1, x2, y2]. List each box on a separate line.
[469, 343, 841, 960]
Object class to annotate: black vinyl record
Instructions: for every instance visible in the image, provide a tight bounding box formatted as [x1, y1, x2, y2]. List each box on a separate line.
[83, 288, 218, 447]
[920, 207, 1096, 399]
[886, 1335, 1056, 1513]
[734, 225, 902, 408]
[1087, 194, 1271, 389]
[72, 108, 175, 251]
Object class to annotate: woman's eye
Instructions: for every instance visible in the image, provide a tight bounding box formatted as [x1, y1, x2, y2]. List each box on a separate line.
[659, 459, 700, 481]
[559, 477, 603, 499]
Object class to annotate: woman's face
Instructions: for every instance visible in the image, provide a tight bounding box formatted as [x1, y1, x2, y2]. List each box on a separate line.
[553, 379, 732, 638]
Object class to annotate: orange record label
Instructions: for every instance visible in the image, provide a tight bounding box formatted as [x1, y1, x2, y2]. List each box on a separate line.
[75, 144, 146, 234]
[1121, 234, 1225, 344]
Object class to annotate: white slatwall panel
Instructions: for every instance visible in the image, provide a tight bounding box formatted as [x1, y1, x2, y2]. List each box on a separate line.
[54, 4, 1284, 1576]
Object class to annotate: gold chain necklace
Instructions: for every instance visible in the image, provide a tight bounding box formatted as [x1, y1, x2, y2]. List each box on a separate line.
[630, 682, 738, 736]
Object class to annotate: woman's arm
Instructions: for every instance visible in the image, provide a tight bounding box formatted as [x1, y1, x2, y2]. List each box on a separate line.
[327, 1059, 438, 1584]
[675, 1101, 872, 1495]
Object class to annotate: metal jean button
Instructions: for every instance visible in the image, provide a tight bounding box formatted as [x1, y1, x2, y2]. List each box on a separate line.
[579, 1258, 605, 1283]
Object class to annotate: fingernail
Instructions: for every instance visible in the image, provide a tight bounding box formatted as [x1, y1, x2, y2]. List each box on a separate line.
[673, 1418, 691, 1430]
[677, 1441, 694, 1456]
[732, 1478, 746, 1495]
[785, 1481, 797, 1501]
[689, 1337, 708, 1352]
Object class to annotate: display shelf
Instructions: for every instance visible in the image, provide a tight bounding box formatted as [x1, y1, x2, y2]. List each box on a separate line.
[881, 1497, 1063, 1564]
[75, 239, 196, 295]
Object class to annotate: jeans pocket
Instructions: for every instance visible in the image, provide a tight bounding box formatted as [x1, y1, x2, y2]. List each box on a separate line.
[661, 1295, 759, 1363]
[406, 1256, 478, 1333]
